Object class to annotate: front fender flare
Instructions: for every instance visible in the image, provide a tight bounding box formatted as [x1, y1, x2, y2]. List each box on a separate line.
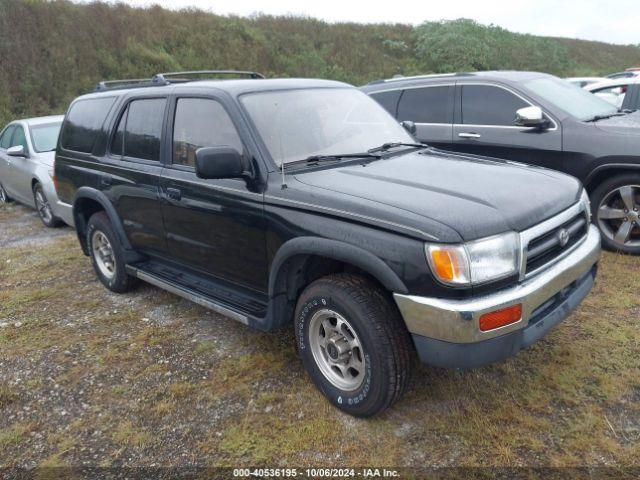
[268, 236, 409, 297]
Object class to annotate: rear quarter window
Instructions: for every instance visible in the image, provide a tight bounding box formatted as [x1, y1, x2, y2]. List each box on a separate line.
[60, 97, 117, 153]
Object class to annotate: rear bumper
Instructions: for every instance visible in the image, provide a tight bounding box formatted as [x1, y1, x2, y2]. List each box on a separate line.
[393, 224, 601, 369]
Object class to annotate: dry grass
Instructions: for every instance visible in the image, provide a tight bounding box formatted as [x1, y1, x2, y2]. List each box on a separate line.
[0, 202, 638, 469]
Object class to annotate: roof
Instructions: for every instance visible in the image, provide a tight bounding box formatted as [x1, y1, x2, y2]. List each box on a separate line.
[12, 115, 64, 126]
[586, 77, 640, 91]
[361, 71, 550, 91]
[77, 78, 351, 102]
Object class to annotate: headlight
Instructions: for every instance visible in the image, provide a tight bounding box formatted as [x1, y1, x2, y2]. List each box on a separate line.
[426, 232, 520, 286]
[580, 188, 591, 223]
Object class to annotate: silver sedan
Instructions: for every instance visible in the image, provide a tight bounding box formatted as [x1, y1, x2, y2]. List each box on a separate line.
[0, 115, 73, 227]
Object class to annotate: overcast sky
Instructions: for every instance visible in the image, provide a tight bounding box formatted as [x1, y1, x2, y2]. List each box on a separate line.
[105, 0, 639, 45]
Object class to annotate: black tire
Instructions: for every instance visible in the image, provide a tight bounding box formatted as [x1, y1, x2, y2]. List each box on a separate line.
[590, 174, 640, 254]
[0, 182, 12, 204]
[294, 273, 414, 417]
[32, 182, 63, 228]
[86, 211, 139, 293]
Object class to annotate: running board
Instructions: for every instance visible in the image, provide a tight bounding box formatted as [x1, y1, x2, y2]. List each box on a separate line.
[126, 265, 249, 325]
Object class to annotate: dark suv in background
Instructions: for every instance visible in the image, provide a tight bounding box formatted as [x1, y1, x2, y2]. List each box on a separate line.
[362, 71, 640, 254]
[54, 71, 600, 416]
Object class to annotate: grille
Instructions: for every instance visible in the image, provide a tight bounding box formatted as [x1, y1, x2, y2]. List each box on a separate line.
[525, 212, 588, 275]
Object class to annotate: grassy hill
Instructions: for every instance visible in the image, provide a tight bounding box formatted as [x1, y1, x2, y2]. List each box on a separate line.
[1, 0, 639, 126]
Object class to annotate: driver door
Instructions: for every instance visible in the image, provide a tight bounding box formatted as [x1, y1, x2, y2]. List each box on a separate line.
[5, 125, 32, 203]
[451, 83, 562, 170]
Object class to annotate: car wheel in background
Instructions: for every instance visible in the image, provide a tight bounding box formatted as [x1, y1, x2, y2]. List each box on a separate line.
[86, 211, 139, 293]
[33, 182, 63, 228]
[294, 273, 414, 417]
[591, 174, 640, 254]
[0, 182, 12, 204]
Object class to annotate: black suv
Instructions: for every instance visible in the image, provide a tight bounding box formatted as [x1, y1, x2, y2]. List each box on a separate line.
[55, 71, 600, 416]
[362, 71, 640, 254]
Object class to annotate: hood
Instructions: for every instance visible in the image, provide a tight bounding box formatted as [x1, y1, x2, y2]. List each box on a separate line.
[35, 151, 55, 167]
[294, 149, 582, 242]
[594, 110, 640, 135]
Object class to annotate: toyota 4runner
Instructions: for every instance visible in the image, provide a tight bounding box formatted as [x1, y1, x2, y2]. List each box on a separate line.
[54, 71, 601, 417]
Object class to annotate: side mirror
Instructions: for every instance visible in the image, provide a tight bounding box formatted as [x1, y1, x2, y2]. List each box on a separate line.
[515, 106, 549, 128]
[7, 145, 26, 157]
[400, 120, 417, 135]
[195, 146, 247, 180]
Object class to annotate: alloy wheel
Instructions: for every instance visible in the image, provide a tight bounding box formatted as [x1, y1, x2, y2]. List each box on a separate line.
[91, 230, 116, 280]
[308, 309, 366, 391]
[0, 184, 6, 204]
[34, 189, 53, 224]
[597, 184, 640, 249]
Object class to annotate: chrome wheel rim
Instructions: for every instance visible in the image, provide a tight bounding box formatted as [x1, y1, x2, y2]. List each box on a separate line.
[92, 231, 116, 279]
[35, 189, 52, 224]
[308, 309, 366, 391]
[0, 184, 6, 204]
[597, 184, 640, 249]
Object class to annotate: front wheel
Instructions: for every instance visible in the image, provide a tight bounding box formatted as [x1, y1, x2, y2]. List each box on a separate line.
[591, 174, 640, 254]
[294, 273, 414, 417]
[0, 182, 12, 204]
[33, 182, 63, 228]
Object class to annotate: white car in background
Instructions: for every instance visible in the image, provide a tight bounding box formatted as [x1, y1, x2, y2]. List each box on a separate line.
[585, 78, 640, 109]
[0, 115, 73, 227]
[565, 76, 608, 88]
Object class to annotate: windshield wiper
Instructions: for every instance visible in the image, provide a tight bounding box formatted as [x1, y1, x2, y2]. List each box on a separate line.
[586, 111, 627, 122]
[284, 152, 382, 169]
[367, 142, 429, 153]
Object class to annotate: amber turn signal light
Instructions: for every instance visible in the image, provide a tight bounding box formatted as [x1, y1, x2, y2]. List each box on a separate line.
[479, 304, 522, 332]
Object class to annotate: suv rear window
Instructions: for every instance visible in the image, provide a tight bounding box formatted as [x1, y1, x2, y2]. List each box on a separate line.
[60, 97, 116, 153]
[397, 86, 453, 124]
[112, 98, 166, 161]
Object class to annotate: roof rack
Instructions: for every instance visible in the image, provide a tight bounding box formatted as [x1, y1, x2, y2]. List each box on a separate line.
[94, 70, 265, 92]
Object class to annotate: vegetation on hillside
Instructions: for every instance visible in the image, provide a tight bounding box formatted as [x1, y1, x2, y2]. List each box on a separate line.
[1, 1, 639, 126]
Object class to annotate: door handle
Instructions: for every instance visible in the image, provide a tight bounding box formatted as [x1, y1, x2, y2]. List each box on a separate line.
[458, 132, 481, 139]
[166, 187, 182, 201]
[101, 175, 112, 186]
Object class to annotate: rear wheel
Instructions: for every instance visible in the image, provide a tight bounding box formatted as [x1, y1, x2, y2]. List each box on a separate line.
[294, 273, 414, 417]
[592, 174, 640, 254]
[33, 182, 63, 228]
[87, 212, 139, 293]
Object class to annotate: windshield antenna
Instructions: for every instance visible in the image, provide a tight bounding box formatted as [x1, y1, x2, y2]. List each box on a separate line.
[280, 162, 288, 189]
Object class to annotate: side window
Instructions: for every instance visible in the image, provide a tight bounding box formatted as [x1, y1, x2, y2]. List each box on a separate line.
[60, 97, 116, 153]
[172, 98, 243, 168]
[370, 90, 402, 117]
[0, 125, 15, 149]
[461, 85, 528, 126]
[397, 86, 453, 124]
[114, 98, 166, 161]
[10, 126, 28, 151]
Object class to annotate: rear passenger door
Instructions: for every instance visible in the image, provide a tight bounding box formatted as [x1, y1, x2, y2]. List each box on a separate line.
[159, 95, 268, 292]
[103, 96, 168, 255]
[371, 85, 454, 148]
[452, 83, 563, 169]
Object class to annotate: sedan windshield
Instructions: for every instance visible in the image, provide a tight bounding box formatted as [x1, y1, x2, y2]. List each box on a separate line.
[522, 77, 618, 122]
[30, 122, 62, 152]
[241, 88, 414, 166]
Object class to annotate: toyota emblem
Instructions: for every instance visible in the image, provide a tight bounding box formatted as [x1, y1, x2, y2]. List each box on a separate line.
[558, 228, 570, 247]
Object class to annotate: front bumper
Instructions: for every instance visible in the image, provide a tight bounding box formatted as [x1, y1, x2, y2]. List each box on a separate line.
[393, 224, 601, 369]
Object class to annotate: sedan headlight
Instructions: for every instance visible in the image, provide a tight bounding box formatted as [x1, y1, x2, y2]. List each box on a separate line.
[580, 188, 591, 223]
[426, 232, 520, 286]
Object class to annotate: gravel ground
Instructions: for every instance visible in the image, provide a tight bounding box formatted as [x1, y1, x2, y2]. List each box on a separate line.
[0, 202, 638, 476]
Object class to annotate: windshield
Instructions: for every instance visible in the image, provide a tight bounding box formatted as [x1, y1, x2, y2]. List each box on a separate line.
[241, 88, 414, 165]
[30, 122, 62, 152]
[522, 77, 618, 121]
